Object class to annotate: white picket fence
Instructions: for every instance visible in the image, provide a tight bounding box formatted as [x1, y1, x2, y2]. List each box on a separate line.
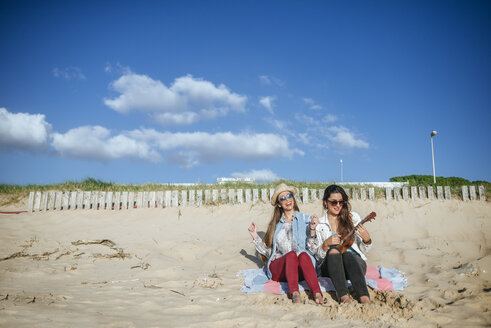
[26, 185, 486, 212]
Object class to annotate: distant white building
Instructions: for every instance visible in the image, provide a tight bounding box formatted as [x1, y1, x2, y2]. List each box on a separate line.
[217, 177, 255, 184]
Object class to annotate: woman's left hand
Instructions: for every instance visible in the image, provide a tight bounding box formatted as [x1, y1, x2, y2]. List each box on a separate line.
[355, 224, 371, 244]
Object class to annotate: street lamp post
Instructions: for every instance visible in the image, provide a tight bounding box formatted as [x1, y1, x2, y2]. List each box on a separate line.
[340, 159, 343, 183]
[430, 131, 437, 184]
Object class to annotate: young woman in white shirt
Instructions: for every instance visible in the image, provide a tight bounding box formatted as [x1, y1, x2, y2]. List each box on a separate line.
[307, 184, 372, 304]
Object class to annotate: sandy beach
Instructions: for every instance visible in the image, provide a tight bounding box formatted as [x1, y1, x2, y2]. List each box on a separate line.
[0, 198, 490, 327]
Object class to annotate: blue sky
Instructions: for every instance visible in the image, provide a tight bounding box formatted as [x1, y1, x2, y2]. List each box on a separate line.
[1, 0, 490, 185]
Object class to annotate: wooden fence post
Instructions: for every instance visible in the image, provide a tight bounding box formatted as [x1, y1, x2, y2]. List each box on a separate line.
[261, 189, 268, 203]
[479, 185, 486, 201]
[69, 191, 77, 209]
[91, 191, 98, 209]
[311, 189, 317, 201]
[410, 187, 417, 201]
[197, 190, 203, 206]
[41, 191, 48, 210]
[436, 186, 444, 200]
[28, 192, 34, 211]
[402, 187, 409, 201]
[360, 188, 367, 201]
[84, 191, 91, 209]
[142, 192, 149, 208]
[444, 186, 451, 200]
[181, 190, 188, 206]
[462, 186, 469, 201]
[385, 188, 392, 201]
[189, 190, 195, 206]
[128, 192, 135, 208]
[34, 192, 41, 211]
[204, 190, 211, 205]
[213, 189, 219, 204]
[253, 189, 259, 204]
[149, 191, 156, 208]
[237, 189, 243, 204]
[427, 186, 434, 201]
[244, 189, 251, 204]
[55, 191, 62, 210]
[393, 188, 401, 201]
[121, 191, 128, 209]
[136, 192, 143, 208]
[352, 189, 359, 201]
[172, 190, 179, 207]
[156, 191, 163, 208]
[106, 191, 113, 210]
[165, 190, 172, 207]
[228, 189, 235, 204]
[220, 189, 227, 204]
[302, 188, 309, 204]
[469, 186, 477, 201]
[418, 187, 425, 200]
[368, 188, 375, 201]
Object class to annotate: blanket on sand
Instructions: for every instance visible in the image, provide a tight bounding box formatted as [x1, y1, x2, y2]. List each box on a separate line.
[239, 266, 407, 294]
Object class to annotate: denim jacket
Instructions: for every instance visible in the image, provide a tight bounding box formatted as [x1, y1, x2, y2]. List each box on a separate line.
[264, 211, 316, 279]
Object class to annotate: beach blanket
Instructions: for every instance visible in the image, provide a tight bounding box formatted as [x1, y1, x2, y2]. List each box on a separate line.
[239, 265, 407, 294]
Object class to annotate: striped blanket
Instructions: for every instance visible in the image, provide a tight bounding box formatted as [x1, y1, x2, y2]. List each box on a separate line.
[239, 266, 407, 294]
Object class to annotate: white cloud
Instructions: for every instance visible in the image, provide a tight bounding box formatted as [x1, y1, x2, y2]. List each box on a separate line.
[231, 169, 280, 182]
[259, 96, 275, 114]
[303, 98, 322, 110]
[259, 75, 271, 85]
[328, 126, 369, 149]
[0, 108, 52, 151]
[265, 118, 289, 131]
[259, 75, 284, 87]
[323, 114, 338, 123]
[104, 73, 247, 125]
[129, 129, 304, 167]
[53, 67, 86, 80]
[51, 126, 161, 162]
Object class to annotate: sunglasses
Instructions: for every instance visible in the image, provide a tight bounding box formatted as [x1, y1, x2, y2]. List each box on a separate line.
[328, 200, 344, 206]
[279, 193, 294, 202]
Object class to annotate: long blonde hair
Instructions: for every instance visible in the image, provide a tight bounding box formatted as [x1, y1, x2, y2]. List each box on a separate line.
[259, 195, 300, 263]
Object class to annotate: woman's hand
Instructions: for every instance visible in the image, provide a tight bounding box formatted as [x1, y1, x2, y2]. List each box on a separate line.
[322, 233, 341, 251]
[248, 222, 258, 239]
[355, 224, 371, 244]
[309, 216, 319, 237]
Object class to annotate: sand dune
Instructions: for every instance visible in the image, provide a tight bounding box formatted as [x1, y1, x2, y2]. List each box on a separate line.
[0, 199, 489, 327]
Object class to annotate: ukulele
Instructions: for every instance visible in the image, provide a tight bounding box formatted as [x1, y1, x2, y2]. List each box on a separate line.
[339, 212, 376, 253]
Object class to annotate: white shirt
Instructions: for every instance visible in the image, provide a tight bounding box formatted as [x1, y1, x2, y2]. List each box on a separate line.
[307, 211, 372, 263]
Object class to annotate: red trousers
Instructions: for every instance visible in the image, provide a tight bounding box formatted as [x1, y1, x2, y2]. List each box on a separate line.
[269, 251, 322, 295]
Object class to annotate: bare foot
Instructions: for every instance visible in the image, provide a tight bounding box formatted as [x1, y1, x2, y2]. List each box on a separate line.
[340, 295, 351, 303]
[314, 292, 323, 305]
[360, 296, 370, 304]
[292, 291, 302, 304]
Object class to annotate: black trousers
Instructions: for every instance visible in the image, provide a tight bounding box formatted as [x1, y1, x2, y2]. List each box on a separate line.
[320, 248, 369, 300]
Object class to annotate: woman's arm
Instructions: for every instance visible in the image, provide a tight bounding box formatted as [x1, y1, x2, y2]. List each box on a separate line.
[248, 222, 272, 258]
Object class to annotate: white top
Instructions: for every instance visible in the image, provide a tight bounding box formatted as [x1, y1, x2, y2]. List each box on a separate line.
[307, 211, 372, 263]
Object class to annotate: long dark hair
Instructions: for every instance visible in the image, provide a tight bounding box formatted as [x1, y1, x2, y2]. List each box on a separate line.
[322, 185, 354, 236]
[260, 194, 300, 263]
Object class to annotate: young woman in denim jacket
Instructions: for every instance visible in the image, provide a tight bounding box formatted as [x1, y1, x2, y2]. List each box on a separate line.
[307, 184, 372, 304]
[248, 183, 323, 304]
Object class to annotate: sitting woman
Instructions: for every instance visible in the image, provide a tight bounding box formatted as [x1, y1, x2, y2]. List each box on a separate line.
[308, 184, 372, 304]
[248, 183, 323, 304]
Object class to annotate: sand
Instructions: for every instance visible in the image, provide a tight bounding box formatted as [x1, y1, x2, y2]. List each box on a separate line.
[0, 198, 490, 327]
